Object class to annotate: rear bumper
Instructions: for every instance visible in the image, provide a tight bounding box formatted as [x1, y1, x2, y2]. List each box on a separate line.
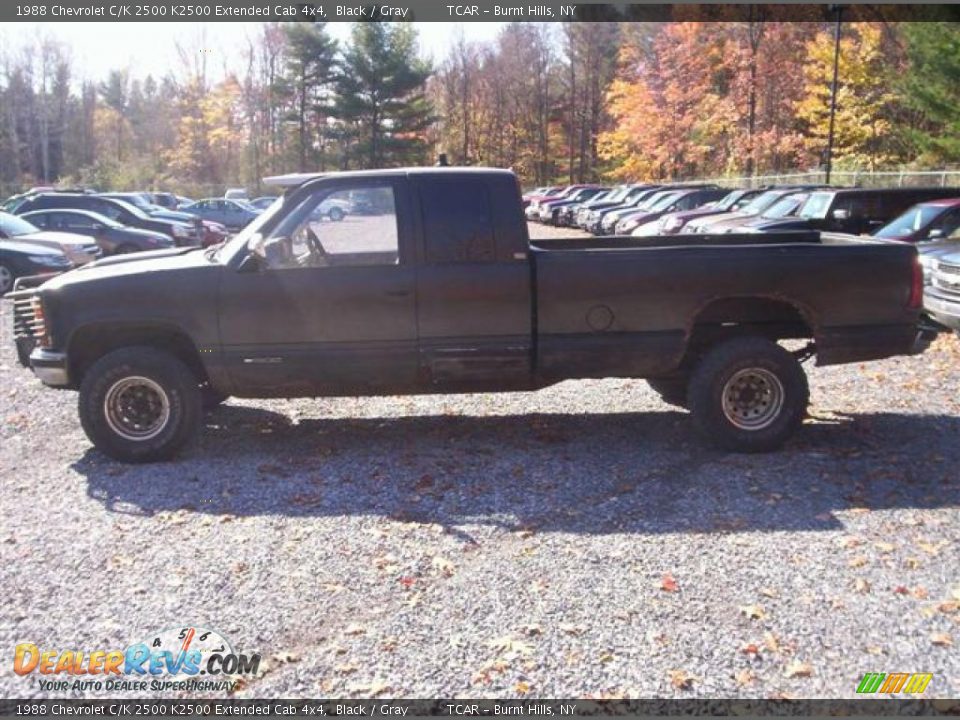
[29, 348, 70, 387]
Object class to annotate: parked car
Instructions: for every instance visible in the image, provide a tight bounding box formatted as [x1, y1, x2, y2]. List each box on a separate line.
[0, 211, 102, 265]
[759, 187, 960, 236]
[225, 188, 249, 200]
[181, 198, 261, 231]
[577, 185, 655, 231]
[0, 239, 72, 295]
[13, 194, 198, 246]
[249, 196, 279, 211]
[924, 248, 960, 335]
[655, 188, 765, 235]
[558, 188, 616, 227]
[620, 187, 727, 235]
[97, 193, 225, 247]
[12, 168, 928, 461]
[710, 191, 814, 234]
[681, 187, 823, 235]
[918, 237, 960, 286]
[538, 187, 608, 224]
[20, 209, 174, 255]
[309, 197, 352, 222]
[595, 187, 668, 235]
[872, 198, 960, 244]
[525, 185, 593, 220]
[522, 186, 561, 209]
[147, 192, 180, 209]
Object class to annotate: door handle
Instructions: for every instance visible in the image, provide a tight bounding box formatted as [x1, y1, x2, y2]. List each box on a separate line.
[385, 289, 410, 298]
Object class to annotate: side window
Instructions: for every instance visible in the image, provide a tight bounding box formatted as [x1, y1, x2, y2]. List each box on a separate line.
[94, 202, 122, 221]
[256, 183, 399, 269]
[30, 214, 50, 229]
[65, 214, 97, 230]
[421, 180, 495, 263]
[932, 208, 960, 238]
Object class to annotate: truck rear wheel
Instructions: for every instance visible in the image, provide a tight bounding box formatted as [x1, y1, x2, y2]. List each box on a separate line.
[78, 346, 201, 463]
[647, 377, 688, 409]
[688, 337, 808, 453]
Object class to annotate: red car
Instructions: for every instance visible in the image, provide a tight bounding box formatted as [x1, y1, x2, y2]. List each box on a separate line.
[872, 198, 960, 243]
[199, 220, 229, 247]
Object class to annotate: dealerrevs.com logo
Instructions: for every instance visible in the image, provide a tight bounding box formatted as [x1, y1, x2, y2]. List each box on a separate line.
[14, 626, 261, 692]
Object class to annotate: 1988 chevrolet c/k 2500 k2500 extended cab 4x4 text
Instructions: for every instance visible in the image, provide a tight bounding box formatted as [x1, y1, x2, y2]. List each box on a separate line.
[11, 168, 928, 462]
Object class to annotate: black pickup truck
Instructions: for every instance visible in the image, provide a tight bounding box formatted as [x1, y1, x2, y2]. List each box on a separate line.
[10, 168, 928, 462]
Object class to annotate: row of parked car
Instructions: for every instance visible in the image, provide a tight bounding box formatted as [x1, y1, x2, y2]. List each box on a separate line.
[524, 182, 960, 239]
[0, 188, 280, 294]
[523, 181, 960, 336]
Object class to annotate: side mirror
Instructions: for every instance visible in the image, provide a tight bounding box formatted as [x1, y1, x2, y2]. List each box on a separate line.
[832, 208, 850, 220]
[927, 228, 944, 239]
[237, 252, 262, 273]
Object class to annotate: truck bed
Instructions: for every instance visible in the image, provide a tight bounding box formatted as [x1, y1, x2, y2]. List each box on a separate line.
[529, 231, 919, 377]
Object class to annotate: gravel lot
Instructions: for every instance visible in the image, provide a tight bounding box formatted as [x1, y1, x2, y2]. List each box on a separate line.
[1, 223, 958, 700]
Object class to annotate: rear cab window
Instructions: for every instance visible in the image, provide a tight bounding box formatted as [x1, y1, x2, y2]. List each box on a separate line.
[419, 179, 496, 264]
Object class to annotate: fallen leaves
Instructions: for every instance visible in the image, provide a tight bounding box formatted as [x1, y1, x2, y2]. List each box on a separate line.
[734, 669, 756, 687]
[669, 669, 695, 690]
[784, 660, 814, 678]
[930, 632, 953, 647]
[660, 573, 679, 593]
[853, 578, 872, 594]
[432, 556, 455, 577]
[344, 623, 366, 636]
[740, 604, 766, 621]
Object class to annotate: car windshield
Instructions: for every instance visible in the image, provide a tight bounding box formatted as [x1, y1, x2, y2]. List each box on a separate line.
[601, 187, 630, 204]
[739, 190, 787, 216]
[799, 191, 836, 219]
[873, 204, 944, 238]
[649, 191, 684, 211]
[110, 194, 151, 210]
[233, 199, 258, 212]
[110, 198, 149, 220]
[0, 212, 39, 236]
[763, 194, 807, 219]
[715, 190, 747, 211]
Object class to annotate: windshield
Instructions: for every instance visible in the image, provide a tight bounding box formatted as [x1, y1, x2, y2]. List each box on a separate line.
[110, 194, 151, 210]
[234, 199, 259, 212]
[762, 194, 807, 219]
[215, 196, 285, 262]
[601, 187, 630, 204]
[874, 204, 943, 238]
[715, 190, 747, 212]
[111, 198, 150, 220]
[650, 191, 684, 211]
[799, 191, 836, 219]
[0, 212, 39, 236]
[739, 190, 787, 216]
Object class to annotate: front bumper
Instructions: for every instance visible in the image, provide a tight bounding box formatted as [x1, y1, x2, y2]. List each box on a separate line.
[924, 290, 960, 332]
[29, 348, 70, 387]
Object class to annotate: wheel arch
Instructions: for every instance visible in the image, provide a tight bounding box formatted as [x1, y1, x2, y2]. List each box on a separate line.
[67, 321, 208, 388]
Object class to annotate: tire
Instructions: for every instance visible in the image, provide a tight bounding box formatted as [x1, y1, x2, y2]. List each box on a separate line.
[0, 263, 15, 295]
[647, 377, 689, 409]
[78, 346, 201, 463]
[688, 337, 808, 453]
[200, 384, 229, 411]
[328, 207, 345, 222]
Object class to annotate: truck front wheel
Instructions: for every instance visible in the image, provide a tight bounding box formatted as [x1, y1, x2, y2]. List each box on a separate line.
[78, 347, 201, 463]
[688, 337, 808, 453]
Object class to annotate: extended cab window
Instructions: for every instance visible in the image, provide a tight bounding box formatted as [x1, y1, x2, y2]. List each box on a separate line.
[257, 183, 399, 269]
[421, 180, 495, 263]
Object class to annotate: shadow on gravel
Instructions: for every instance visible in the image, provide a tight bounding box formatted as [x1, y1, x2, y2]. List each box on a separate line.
[73, 404, 960, 536]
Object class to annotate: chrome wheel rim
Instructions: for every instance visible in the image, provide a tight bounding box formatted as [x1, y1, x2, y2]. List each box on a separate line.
[104, 376, 170, 441]
[721, 368, 784, 431]
[0, 266, 12, 293]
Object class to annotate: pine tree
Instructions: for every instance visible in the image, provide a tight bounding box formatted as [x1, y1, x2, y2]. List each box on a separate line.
[901, 22, 960, 164]
[333, 22, 432, 168]
[282, 22, 337, 171]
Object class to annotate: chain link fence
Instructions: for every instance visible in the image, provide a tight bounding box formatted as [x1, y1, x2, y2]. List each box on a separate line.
[696, 170, 960, 189]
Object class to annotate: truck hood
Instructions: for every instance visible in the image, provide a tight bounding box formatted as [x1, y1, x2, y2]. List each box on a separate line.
[41, 246, 210, 289]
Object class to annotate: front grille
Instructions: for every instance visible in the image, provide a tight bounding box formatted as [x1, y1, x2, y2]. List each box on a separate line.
[933, 262, 960, 296]
[11, 291, 45, 342]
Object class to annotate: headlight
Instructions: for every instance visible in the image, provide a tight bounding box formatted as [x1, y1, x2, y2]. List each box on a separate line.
[664, 217, 684, 230]
[619, 220, 640, 233]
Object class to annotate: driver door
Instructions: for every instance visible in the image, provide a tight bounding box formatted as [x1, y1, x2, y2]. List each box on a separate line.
[217, 178, 418, 396]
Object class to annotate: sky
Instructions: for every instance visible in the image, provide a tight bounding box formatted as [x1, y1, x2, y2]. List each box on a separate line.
[2, 22, 511, 83]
